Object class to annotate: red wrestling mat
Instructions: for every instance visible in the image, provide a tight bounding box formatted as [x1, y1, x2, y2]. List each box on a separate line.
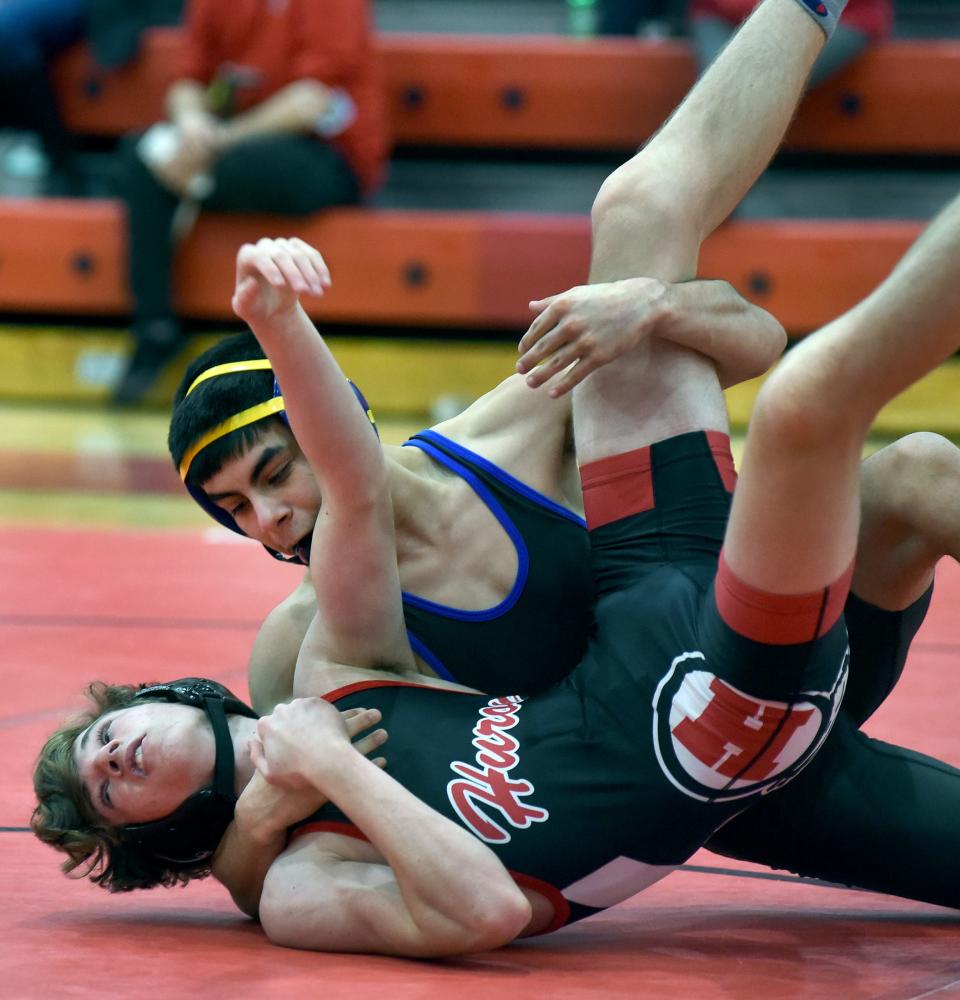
[2, 527, 959, 999]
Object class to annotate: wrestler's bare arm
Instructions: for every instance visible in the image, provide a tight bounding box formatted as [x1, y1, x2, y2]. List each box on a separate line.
[233, 237, 417, 673]
[253, 698, 532, 957]
[430, 373, 579, 509]
[436, 277, 786, 509]
[212, 706, 387, 917]
[516, 277, 788, 398]
[247, 573, 314, 715]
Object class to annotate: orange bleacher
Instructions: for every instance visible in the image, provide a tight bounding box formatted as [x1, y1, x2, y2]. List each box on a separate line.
[0, 198, 921, 333]
[53, 30, 960, 155]
[0, 31, 944, 337]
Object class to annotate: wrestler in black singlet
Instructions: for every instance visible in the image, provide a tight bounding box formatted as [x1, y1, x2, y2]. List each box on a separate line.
[400, 430, 593, 693]
[295, 432, 850, 930]
[705, 585, 960, 909]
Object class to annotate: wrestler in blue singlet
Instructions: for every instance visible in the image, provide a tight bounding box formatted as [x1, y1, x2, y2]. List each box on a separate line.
[400, 430, 593, 693]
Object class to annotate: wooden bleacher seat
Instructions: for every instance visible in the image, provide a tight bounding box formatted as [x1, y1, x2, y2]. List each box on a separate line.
[0, 197, 922, 335]
[53, 30, 960, 155]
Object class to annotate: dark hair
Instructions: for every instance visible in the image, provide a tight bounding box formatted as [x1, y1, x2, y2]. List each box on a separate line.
[32, 682, 214, 892]
[168, 331, 287, 488]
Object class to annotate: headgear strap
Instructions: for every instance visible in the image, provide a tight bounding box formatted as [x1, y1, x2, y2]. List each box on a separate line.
[178, 396, 286, 481]
[120, 678, 258, 866]
[184, 359, 274, 397]
[177, 358, 376, 483]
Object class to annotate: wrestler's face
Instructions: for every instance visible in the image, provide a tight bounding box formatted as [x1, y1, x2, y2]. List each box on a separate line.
[73, 702, 215, 826]
[202, 425, 323, 560]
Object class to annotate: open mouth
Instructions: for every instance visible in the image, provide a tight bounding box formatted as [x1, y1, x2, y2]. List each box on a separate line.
[126, 736, 146, 777]
[292, 533, 312, 565]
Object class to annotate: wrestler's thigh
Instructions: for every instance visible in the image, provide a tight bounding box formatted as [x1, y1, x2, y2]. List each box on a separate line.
[585, 430, 733, 595]
[707, 716, 960, 910]
[841, 587, 932, 728]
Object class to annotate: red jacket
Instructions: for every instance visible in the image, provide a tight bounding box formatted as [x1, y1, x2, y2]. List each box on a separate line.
[181, 0, 388, 195]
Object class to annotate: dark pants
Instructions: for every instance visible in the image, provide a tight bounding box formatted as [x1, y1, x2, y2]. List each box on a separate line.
[0, 0, 86, 71]
[0, 0, 87, 170]
[598, 0, 678, 35]
[119, 131, 361, 325]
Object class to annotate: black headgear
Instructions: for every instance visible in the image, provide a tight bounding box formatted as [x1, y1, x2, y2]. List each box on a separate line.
[120, 678, 258, 866]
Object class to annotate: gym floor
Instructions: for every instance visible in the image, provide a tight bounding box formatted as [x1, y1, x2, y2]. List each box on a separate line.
[2, 399, 960, 998]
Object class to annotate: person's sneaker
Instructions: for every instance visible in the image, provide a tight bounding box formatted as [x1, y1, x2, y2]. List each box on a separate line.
[111, 320, 183, 405]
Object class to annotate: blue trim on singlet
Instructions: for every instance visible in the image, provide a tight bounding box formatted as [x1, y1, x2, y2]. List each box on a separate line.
[406, 429, 587, 529]
[398, 436, 530, 622]
[405, 632, 457, 682]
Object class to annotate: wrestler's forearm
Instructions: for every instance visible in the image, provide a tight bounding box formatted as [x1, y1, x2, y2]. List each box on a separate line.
[657, 279, 787, 387]
[645, 0, 826, 240]
[214, 770, 307, 918]
[213, 819, 283, 919]
[306, 744, 530, 953]
[248, 303, 387, 505]
[248, 577, 314, 715]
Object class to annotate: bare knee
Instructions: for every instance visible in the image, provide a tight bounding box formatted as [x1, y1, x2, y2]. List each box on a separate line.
[862, 432, 960, 525]
[854, 432, 960, 608]
[591, 167, 660, 234]
[750, 363, 848, 454]
[589, 169, 698, 283]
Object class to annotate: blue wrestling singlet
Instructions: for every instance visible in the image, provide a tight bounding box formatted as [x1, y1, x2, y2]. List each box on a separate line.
[400, 430, 594, 693]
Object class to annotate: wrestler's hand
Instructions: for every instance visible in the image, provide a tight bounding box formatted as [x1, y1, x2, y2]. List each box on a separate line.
[232, 237, 332, 326]
[240, 705, 386, 836]
[516, 276, 668, 397]
[251, 699, 386, 792]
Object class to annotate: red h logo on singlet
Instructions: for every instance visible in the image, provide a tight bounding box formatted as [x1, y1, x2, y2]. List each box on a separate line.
[672, 678, 815, 781]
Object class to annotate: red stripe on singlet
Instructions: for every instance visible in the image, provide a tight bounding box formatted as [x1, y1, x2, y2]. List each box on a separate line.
[705, 430, 737, 492]
[510, 871, 571, 934]
[322, 678, 477, 704]
[290, 823, 569, 933]
[291, 820, 366, 844]
[714, 551, 854, 645]
[579, 445, 654, 530]
[579, 432, 736, 531]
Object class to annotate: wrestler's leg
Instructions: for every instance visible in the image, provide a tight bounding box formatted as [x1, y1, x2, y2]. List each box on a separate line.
[590, 0, 824, 285]
[575, 0, 827, 463]
[708, 716, 960, 911]
[722, 192, 960, 605]
[853, 432, 960, 611]
[841, 587, 932, 728]
[831, 433, 960, 725]
[709, 438, 960, 873]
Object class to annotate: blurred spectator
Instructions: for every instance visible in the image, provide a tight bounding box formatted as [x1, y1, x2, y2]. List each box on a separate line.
[688, 0, 894, 86]
[597, 0, 685, 37]
[112, 0, 388, 405]
[0, 0, 89, 195]
[0, 0, 183, 196]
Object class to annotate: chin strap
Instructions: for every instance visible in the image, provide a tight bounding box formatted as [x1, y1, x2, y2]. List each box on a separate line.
[119, 680, 256, 866]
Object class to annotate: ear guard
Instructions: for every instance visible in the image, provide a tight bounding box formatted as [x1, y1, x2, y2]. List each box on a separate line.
[177, 360, 377, 565]
[119, 678, 258, 866]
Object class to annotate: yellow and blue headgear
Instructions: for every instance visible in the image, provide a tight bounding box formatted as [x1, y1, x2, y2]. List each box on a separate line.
[178, 359, 376, 564]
